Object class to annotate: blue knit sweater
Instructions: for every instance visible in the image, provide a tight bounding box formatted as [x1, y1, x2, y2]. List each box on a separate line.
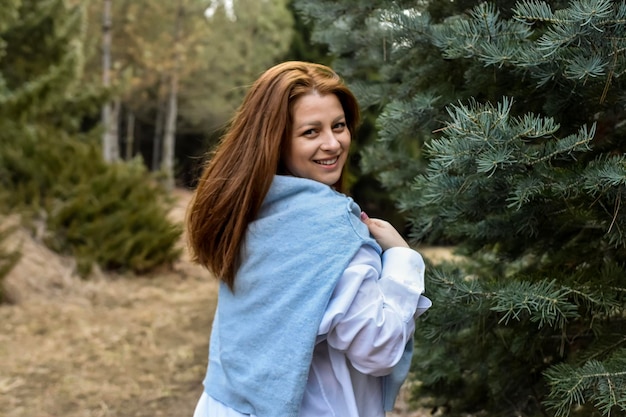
[204, 175, 408, 417]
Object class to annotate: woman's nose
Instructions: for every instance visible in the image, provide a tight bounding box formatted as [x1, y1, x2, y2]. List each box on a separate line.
[320, 131, 341, 151]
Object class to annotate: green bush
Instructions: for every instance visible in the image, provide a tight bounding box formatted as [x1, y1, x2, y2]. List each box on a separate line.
[0, 216, 21, 301]
[0, 125, 181, 276]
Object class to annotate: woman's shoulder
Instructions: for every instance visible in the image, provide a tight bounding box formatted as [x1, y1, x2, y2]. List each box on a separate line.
[268, 175, 347, 200]
[259, 176, 377, 248]
[264, 176, 354, 214]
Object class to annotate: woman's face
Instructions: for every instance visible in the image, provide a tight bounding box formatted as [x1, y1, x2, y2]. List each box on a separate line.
[283, 92, 351, 186]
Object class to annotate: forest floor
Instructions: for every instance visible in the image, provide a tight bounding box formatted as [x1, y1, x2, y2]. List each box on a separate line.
[0, 188, 456, 417]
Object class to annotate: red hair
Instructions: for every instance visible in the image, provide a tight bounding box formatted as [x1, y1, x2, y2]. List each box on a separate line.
[186, 62, 360, 289]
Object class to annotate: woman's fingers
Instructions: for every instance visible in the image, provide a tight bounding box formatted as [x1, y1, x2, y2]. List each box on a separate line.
[360, 212, 409, 251]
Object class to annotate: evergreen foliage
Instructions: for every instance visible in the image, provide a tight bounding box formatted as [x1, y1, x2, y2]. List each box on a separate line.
[292, 0, 416, 229]
[297, 1, 626, 416]
[283, 0, 332, 66]
[0, 219, 21, 301]
[0, 122, 182, 276]
[0, 0, 181, 279]
[1, 0, 102, 129]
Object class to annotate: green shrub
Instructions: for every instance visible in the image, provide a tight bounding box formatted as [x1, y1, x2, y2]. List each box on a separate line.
[46, 159, 182, 275]
[0, 125, 181, 276]
[0, 207, 21, 302]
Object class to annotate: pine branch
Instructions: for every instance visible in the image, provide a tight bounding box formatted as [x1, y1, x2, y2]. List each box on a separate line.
[430, 266, 491, 305]
[432, 2, 531, 62]
[427, 98, 594, 180]
[378, 4, 432, 52]
[513, 0, 557, 23]
[377, 94, 438, 143]
[512, 113, 560, 141]
[492, 280, 579, 329]
[525, 123, 595, 165]
[583, 155, 626, 192]
[544, 351, 626, 417]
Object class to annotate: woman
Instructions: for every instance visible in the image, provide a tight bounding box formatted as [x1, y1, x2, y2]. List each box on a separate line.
[187, 61, 431, 417]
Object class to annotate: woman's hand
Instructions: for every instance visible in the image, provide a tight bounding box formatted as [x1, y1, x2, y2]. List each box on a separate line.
[360, 211, 410, 251]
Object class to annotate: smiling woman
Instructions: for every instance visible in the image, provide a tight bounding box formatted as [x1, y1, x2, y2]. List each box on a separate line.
[283, 92, 351, 186]
[186, 61, 431, 417]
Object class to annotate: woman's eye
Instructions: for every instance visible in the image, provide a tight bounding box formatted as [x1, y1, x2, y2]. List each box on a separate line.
[303, 129, 316, 136]
[333, 122, 346, 130]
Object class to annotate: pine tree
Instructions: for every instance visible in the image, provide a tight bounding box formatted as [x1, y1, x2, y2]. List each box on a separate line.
[297, 1, 626, 416]
[0, 0, 182, 281]
[0, 0, 97, 129]
[0, 0, 90, 296]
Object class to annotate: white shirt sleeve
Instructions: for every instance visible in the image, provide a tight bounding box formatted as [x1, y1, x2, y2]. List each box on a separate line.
[318, 245, 428, 377]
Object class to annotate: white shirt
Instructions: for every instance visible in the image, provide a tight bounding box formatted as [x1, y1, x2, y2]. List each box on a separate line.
[193, 245, 430, 417]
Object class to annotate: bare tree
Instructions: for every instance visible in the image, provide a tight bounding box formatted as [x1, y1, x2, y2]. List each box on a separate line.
[101, 0, 119, 162]
[162, 0, 184, 190]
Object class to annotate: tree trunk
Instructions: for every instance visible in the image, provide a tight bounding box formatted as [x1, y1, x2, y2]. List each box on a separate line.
[110, 97, 121, 160]
[163, 72, 179, 190]
[101, 0, 119, 162]
[152, 74, 166, 171]
[162, 0, 184, 190]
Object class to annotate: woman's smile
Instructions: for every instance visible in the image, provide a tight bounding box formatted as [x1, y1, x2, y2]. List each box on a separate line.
[315, 157, 339, 166]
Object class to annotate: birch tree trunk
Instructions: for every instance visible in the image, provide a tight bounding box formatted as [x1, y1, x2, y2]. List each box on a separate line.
[110, 97, 121, 159]
[152, 74, 166, 171]
[162, 0, 184, 190]
[101, 0, 119, 162]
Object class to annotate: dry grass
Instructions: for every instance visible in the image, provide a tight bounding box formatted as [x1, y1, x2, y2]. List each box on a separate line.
[0, 189, 450, 417]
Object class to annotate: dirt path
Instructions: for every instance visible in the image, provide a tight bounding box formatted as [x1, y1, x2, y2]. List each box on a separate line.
[0, 189, 442, 417]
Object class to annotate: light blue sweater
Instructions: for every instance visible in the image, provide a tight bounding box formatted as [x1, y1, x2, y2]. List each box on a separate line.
[204, 175, 409, 417]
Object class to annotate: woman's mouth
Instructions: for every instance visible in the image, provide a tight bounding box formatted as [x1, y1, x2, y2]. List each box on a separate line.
[314, 157, 338, 166]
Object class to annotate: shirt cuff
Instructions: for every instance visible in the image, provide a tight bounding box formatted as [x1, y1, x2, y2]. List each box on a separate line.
[414, 295, 432, 319]
[381, 247, 425, 294]
[378, 247, 426, 322]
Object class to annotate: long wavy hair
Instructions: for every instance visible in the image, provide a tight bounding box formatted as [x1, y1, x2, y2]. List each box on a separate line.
[186, 61, 361, 289]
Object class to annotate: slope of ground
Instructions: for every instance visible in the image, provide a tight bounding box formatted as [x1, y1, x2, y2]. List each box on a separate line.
[0, 188, 452, 417]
